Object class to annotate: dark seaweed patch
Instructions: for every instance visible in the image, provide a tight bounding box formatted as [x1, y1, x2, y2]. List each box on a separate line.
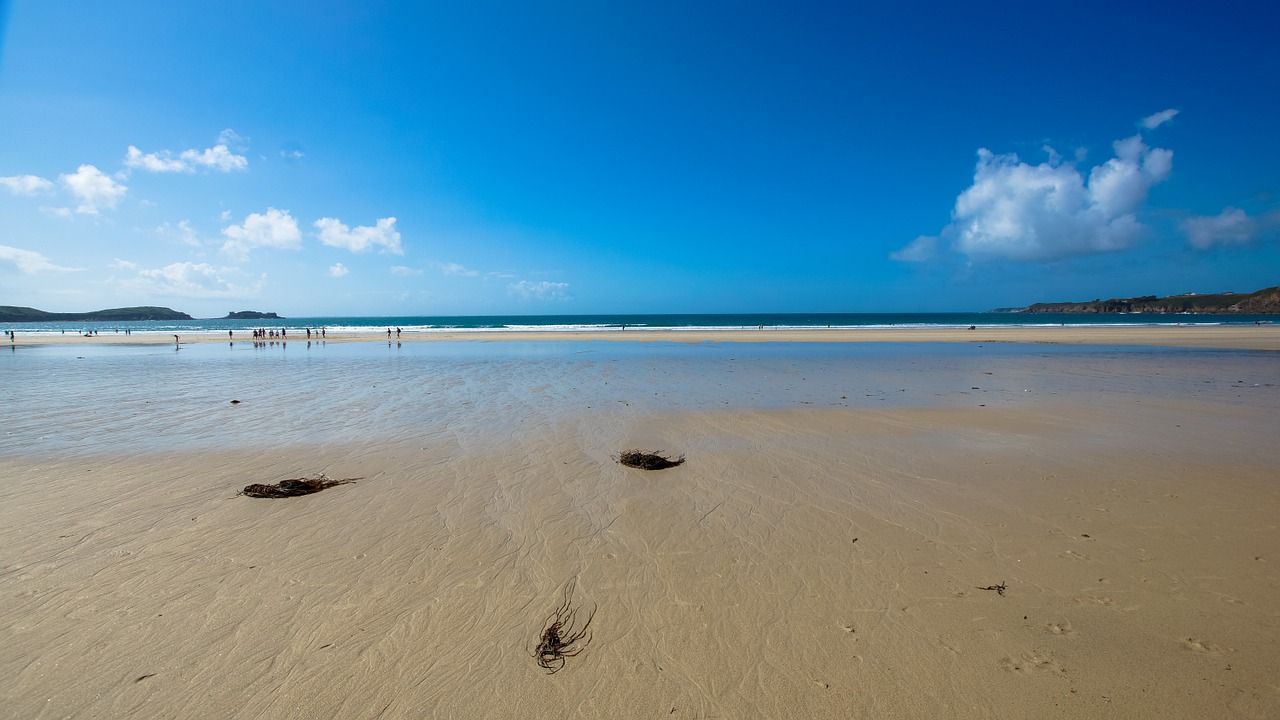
[533, 580, 596, 674]
[616, 450, 685, 470]
[240, 474, 359, 498]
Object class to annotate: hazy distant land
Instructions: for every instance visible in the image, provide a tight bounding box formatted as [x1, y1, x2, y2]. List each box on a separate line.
[0, 306, 285, 322]
[1009, 285, 1280, 314]
[0, 305, 193, 322]
[3, 285, 1278, 324]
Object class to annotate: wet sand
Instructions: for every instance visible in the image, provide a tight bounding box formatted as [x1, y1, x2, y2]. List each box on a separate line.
[1, 340, 1278, 718]
[10, 323, 1280, 350]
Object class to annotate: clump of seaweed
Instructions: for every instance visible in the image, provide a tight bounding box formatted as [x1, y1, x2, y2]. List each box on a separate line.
[977, 581, 1008, 596]
[240, 474, 360, 499]
[533, 580, 596, 674]
[616, 450, 685, 470]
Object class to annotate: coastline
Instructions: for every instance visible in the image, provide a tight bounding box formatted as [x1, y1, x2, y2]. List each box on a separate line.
[8, 323, 1280, 350]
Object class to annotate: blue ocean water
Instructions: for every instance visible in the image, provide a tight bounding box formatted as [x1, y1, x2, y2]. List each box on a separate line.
[2, 311, 1277, 335]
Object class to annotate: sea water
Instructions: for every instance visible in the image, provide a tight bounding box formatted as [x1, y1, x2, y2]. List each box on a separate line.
[2, 340, 1276, 458]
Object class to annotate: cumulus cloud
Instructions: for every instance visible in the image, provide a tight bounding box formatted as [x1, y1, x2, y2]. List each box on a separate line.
[509, 280, 570, 301]
[1141, 108, 1179, 129]
[314, 216, 403, 254]
[59, 164, 127, 214]
[893, 129, 1173, 263]
[441, 262, 479, 277]
[124, 129, 248, 173]
[329, 263, 349, 277]
[1180, 207, 1280, 249]
[0, 174, 55, 195]
[0, 244, 81, 273]
[127, 261, 263, 297]
[390, 265, 423, 276]
[221, 208, 302, 261]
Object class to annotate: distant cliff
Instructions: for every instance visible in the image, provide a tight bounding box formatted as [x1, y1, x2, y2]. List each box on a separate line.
[223, 311, 282, 320]
[0, 305, 194, 322]
[1019, 286, 1280, 314]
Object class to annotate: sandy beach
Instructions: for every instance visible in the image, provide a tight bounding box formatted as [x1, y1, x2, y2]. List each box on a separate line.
[2, 335, 1278, 718]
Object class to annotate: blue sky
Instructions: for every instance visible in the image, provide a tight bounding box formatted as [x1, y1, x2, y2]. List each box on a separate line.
[1, 1, 1277, 317]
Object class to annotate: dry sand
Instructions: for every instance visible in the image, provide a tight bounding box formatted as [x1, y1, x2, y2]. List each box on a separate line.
[2, 337, 1279, 718]
[11, 323, 1280, 350]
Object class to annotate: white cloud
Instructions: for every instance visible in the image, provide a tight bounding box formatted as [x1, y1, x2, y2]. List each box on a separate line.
[1141, 108, 1179, 129]
[509, 280, 570, 301]
[894, 131, 1173, 263]
[390, 265, 423, 276]
[124, 130, 248, 173]
[889, 235, 937, 263]
[0, 244, 81, 273]
[39, 206, 73, 218]
[125, 146, 188, 172]
[213, 127, 243, 146]
[329, 263, 349, 277]
[314, 216, 403, 254]
[1182, 208, 1258, 249]
[441, 261, 479, 276]
[184, 144, 248, 172]
[221, 208, 302, 261]
[109, 258, 138, 270]
[59, 164, 127, 214]
[128, 261, 262, 297]
[0, 174, 55, 195]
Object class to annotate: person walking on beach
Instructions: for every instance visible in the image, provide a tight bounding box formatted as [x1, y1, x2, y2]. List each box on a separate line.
[174, 334, 179, 347]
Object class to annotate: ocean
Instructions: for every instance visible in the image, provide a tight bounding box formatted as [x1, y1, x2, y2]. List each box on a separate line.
[2, 311, 1276, 336]
[3, 338, 1275, 458]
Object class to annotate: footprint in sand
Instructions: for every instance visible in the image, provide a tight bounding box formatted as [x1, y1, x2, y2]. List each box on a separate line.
[1082, 595, 1141, 613]
[997, 651, 1065, 675]
[1183, 638, 1217, 653]
[1046, 622, 1078, 637]
[1062, 549, 1089, 561]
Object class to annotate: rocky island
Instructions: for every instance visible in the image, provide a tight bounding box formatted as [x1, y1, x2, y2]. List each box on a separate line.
[223, 311, 283, 320]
